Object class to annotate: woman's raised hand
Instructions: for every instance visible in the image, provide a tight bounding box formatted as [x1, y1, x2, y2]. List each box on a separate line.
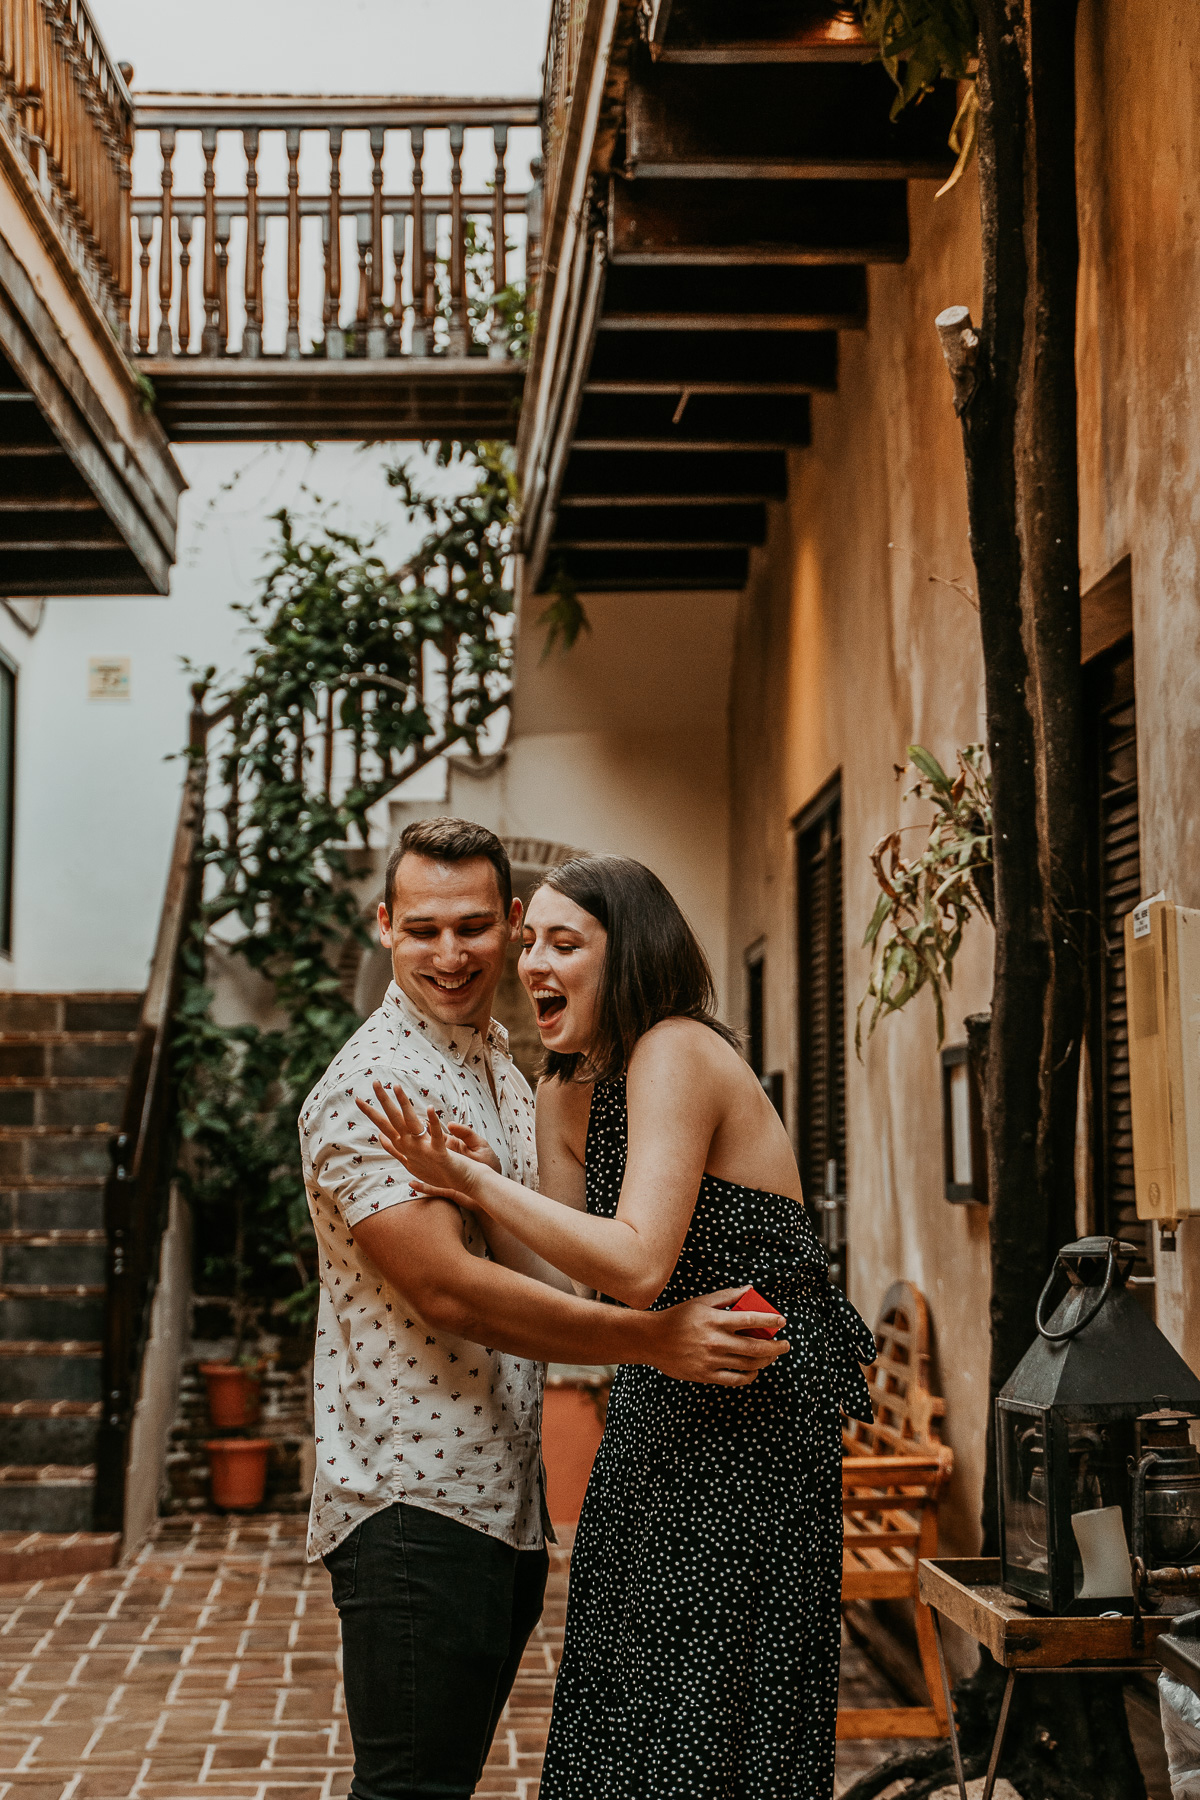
[356, 1080, 485, 1202]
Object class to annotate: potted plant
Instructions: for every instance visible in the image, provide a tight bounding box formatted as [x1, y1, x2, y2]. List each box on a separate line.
[199, 1192, 265, 1427]
[205, 1437, 271, 1510]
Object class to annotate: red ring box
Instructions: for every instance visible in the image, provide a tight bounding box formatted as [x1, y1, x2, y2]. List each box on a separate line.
[727, 1286, 783, 1340]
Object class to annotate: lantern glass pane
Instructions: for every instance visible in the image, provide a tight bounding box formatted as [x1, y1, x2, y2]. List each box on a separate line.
[1000, 1406, 1048, 1584]
[1066, 1419, 1135, 1597]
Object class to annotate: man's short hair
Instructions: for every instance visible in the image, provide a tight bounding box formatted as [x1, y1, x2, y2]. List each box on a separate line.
[384, 817, 513, 919]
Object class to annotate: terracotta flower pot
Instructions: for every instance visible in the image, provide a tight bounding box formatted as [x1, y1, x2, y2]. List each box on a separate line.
[200, 1362, 261, 1429]
[542, 1384, 608, 1526]
[206, 1438, 270, 1510]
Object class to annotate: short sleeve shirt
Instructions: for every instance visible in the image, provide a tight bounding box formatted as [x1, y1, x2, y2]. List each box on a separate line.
[299, 981, 545, 1561]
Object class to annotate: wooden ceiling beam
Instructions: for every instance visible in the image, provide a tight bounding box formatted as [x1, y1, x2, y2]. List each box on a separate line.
[560, 448, 788, 503]
[609, 176, 908, 265]
[574, 392, 810, 449]
[599, 264, 867, 331]
[626, 63, 955, 182]
[554, 501, 768, 546]
[537, 546, 750, 591]
[652, 1, 873, 63]
[586, 328, 836, 390]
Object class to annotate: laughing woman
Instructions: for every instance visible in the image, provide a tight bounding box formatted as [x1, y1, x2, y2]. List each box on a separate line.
[358, 855, 876, 1800]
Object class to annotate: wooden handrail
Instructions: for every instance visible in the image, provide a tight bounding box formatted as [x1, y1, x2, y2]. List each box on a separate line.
[0, 0, 133, 337]
[93, 761, 205, 1534]
[128, 95, 541, 362]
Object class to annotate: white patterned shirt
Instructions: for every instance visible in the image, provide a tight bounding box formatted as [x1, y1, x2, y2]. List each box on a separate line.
[299, 981, 545, 1561]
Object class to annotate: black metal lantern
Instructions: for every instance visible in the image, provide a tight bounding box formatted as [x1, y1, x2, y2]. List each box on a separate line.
[997, 1236, 1200, 1615]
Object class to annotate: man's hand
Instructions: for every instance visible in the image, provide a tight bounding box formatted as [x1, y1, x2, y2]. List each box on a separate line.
[647, 1287, 790, 1387]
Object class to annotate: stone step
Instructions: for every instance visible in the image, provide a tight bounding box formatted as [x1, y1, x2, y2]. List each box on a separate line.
[0, 1231, 106, 1286]
[0, 1080, 126, 1129]
[0, 1402, 100, 1463]
[0, 1464, 96, 1532]
[0, 1342, 102, 1402]
[0, 1287, 105, 1340]
[0, 1184, 105, 1231]
[0, 992, 141, 1034]
[0, 1126, 112, 1184]
[0, 1527, 119, 1581]
[0, 1034, 138, 1079]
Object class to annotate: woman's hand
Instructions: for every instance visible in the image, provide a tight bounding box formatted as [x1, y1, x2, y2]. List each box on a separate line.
[356, 1080, 487, 1205]
[444, 1121, 502, 1174]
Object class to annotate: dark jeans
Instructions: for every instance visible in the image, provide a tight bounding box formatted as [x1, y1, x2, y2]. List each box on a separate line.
[324, 1501, 549, 1800]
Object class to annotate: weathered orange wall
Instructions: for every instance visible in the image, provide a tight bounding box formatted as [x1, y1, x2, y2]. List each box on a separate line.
[728, 0, 1200, 1564]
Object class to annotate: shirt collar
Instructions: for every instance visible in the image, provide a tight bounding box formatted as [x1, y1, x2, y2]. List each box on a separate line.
[386, 980, 509, 1068]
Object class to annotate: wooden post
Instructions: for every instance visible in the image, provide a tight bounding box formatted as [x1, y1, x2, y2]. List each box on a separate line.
[201, 125, 219, 355]
[215, 209, 231, 354]
[117, 75, 133, 351]
[176, 211, 193, 352]
[390, 205, 406, 356]
[447, 122, 467, 355]
[355, 210, 371, 345]
[489, 122, 509, 360]
[156, 126, 175, 355]
[324, 126, 344, 359]
[285, 125, 301, 358]
[367, 124, 386, 358]
[136, 210, 153, 354]
[409, 126, 430, 356]
[242, 125, 261, 358]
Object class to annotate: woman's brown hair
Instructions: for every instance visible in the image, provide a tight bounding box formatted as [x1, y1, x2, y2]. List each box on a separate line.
[535, 854, 740, 1083]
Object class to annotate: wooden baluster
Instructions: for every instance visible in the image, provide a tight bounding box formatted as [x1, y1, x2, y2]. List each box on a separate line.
[324, 127, 343, 359]
[366, 124, 386, 358]
[525, 154, 544, 305]
[176, 212, 193, 352]
[390, 205, 406, 356]
[409, 127, 429, 357]
[285, 125, 301, 359]
[242, 126, 261, 357]
[201, 125, 219, 354]
[136, 210, 153, 353]
[447, 123, 466, 355]
[116, 63, 133, 351]
[489, 123, 509, 359]
[355, 211, 370, 349]
[215, 209, 231, 354]
[156, 126, 175, 355]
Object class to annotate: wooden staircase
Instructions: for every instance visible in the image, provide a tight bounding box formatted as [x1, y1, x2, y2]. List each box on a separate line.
[0, 991, 142, 1579]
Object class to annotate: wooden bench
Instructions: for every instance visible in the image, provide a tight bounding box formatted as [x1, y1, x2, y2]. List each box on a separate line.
[837, 1280, 954, 1741]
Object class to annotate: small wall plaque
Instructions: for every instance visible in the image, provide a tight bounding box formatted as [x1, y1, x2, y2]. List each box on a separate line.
[88, 656, 130, 701]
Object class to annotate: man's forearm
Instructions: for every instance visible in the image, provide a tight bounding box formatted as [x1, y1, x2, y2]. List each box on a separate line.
[427, 1250, 654, 1364]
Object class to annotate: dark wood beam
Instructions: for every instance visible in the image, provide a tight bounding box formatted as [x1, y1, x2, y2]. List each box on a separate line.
[608, 176, 908, 264]
[539, 546, 749, 591]
[653, 0, 874, 63]
[626, 63, 956, 181]
[0, 456, 102, 511]
[586, 329, 836, 392]
[573, 392, 810, 449]
[0, 548, 152, 596]
[554, 501, 767, 547]
[599, 264, 867, 331]
[0, 513, 122, 548]
[560, 449, 788, 503]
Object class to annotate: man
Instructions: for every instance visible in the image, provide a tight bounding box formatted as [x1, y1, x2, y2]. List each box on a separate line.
[301, 817, 785, 1800]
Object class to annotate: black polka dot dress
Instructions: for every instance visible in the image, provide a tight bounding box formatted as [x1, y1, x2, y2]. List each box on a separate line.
[539, 1077, 878, 1800]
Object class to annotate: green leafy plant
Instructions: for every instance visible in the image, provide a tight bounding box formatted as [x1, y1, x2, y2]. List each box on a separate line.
[857, 743, 993, 1053]
[858, 0, 979, 194]
[176, 441, 519, 1327]
[538, 569, 591, 660]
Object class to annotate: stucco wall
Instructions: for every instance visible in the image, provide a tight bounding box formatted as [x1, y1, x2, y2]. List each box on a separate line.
[726, 169, 992, 1556]
[1076, 1, 1200, 1368]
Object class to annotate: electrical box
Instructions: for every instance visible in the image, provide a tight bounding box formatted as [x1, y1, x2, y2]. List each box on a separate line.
[1125, 897, 1200, 1231]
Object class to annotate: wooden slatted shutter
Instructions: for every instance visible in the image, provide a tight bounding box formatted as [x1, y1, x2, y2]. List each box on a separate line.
[795, 780, 847, 1288]
[1085, 640, 1150, 1281]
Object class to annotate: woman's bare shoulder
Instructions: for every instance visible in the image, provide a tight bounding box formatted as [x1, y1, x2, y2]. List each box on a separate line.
[628, 1016, 744, 1084]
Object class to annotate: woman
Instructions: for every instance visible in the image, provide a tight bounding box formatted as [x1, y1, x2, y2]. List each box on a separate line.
[358, 855, 876, 1800]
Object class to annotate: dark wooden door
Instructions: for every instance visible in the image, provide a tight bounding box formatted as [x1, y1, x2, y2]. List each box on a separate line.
[795, 781, 847, 1288]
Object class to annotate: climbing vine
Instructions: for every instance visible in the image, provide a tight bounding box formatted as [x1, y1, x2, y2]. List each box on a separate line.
[857, 0, 980, 194]
[175, 441, 519, 1330]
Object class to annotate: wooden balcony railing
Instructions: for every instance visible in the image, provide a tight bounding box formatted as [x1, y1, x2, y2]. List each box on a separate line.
[0, 0, 133, 335]
[129, 95, 541, 364]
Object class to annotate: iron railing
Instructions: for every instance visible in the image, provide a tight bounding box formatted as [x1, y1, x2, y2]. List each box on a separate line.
[0, 0, 133, 335]
[93, 760, 204, 1534]
[129, 95, 541, 363]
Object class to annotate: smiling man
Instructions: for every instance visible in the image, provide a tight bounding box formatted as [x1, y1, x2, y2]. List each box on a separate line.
[299, 816, 784, 1800]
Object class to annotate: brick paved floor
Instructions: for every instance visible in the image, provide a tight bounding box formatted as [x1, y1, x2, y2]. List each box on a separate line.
[0, 1515, 899, 1800]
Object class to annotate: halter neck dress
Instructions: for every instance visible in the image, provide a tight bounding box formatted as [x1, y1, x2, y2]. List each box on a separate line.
[538, 1076, 877, 1800]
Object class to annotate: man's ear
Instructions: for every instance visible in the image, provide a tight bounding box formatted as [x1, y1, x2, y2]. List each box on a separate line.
[378, 900, 393, 946]
[507, 897, 523, 942]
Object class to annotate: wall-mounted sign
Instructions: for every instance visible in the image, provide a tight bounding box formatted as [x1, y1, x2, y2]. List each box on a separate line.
[88, 656, 130, 701]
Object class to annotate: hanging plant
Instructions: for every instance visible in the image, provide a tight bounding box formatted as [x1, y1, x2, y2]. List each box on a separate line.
[857, 0, 979, 195]
[857, 742, 993, 1054]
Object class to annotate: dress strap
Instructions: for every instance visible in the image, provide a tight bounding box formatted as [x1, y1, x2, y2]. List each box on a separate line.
[820, 1283, 877, 1423]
